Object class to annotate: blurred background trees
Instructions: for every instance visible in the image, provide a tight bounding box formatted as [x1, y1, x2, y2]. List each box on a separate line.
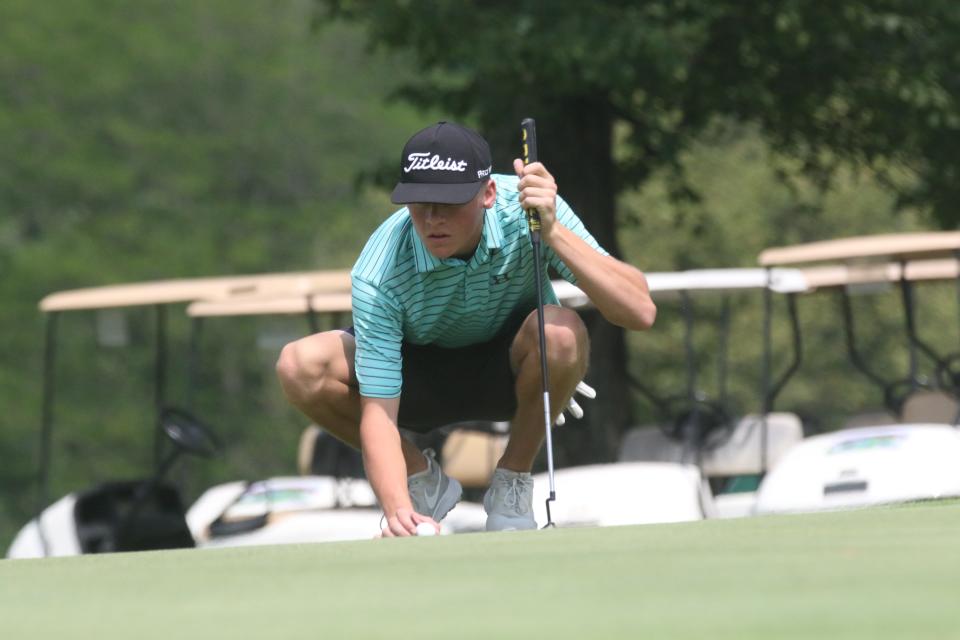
[320, 0, 960, 461]
[1, 0, 958, 544]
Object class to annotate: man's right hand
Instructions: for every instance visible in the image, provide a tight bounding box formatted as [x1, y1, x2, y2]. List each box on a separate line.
[380, 507, 440, 537]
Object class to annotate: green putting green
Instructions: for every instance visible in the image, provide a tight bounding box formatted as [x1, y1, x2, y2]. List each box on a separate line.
[2, 502, 958, 639]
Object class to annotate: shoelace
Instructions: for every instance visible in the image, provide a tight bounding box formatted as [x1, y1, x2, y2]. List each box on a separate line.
[500, 476, 529, 514]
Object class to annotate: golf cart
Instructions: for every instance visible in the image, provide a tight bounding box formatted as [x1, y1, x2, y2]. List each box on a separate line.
[181, 284, 490, 545]
[753, 232, 960, 514]
[7, 270, 366, 558]
[184, 273, 727, 535]
[591, 269, 810, 522]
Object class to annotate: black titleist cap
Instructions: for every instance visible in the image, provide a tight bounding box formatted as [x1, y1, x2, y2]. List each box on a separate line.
[391, 121, 493, 205]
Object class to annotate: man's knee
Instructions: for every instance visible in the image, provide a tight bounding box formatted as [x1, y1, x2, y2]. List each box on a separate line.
[515, 306, 589, 372]
[276, 340, 310, 402]
[276, 332, 351, 405]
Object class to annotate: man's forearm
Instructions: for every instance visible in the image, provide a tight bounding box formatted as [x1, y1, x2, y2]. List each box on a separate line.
[547, 223, 657, 330]
[359, 398, 412, 515]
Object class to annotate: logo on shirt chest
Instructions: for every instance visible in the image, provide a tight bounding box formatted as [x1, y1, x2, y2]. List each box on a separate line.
[490, 273, 510, 285]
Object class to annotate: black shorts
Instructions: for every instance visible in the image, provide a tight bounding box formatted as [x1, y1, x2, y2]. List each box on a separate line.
[347, 314, 526, 433]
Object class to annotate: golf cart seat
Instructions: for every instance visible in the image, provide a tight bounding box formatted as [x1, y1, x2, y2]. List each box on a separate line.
[73, 480, 194, 553]
[900, 390, 960, 425]
[617, 424, 685, 464]
[699, 413, 803, 476]
[618, 412, 803, 475]
[843, 411, 899, 429]
[297, 425, 365, 478]
[441, 423, 509, 488]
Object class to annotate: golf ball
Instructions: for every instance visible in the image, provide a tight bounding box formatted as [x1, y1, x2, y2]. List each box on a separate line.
[415, 522, 437, 537]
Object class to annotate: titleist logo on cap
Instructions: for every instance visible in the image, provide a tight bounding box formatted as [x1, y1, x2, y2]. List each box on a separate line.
[404, 153, 468, 173]
[391, 121, 493, 205]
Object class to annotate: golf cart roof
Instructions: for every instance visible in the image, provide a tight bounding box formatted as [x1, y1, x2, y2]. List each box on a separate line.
[188, 292, 354, 317]
[197, 280, 596, 317]
[645, 269, 808, 295]
[759, 232, 960, 267]
[189, 268, 811, 319]
[39, 270, 352, 312]
[800, 259, 960, 291]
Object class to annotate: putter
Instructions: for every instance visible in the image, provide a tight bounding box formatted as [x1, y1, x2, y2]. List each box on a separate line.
[521, 117, 557, 529]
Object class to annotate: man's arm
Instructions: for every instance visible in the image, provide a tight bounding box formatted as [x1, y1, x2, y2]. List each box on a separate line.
[359, 396, 426, 537]
[514, 159, 657, 331]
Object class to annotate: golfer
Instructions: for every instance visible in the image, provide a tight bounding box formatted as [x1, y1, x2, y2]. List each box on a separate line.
[277, 121, 655, 536]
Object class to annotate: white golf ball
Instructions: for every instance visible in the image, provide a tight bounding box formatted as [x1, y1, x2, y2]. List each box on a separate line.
[415, 522, 438, 537]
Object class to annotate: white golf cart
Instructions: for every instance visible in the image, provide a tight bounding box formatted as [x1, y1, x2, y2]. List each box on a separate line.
[753, 232, 960, 514]
[6, 270, 400, 558]
[578, 268, 811, 523]
[10, 268, 609, 555]
[181, 282, 491, 546]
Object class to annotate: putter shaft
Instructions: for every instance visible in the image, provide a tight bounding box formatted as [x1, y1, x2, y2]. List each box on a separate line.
[522, 117, 557, 528]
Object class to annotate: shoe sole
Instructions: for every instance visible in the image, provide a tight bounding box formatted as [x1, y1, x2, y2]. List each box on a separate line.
[485, 514, 537, 532]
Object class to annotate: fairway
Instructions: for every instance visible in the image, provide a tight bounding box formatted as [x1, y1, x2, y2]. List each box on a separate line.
[2, 503, 959, 639]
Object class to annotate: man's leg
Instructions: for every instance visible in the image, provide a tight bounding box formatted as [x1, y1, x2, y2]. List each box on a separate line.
[500, 305, 590, 471]
[275, 330, 427, 475]
[483, 305, 588, 531]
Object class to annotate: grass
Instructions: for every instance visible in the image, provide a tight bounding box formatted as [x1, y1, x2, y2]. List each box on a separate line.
[2, 502, 959, 639]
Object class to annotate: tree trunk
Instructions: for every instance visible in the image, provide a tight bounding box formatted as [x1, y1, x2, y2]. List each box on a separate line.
[485, 100, 631, 464]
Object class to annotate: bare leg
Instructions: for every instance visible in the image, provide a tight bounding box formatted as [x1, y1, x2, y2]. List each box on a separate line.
[275, 330, 427, 475]
[497, 306, 589, 472]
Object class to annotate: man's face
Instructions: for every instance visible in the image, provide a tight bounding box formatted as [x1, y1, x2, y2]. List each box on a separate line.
[408, 180, 496, 260]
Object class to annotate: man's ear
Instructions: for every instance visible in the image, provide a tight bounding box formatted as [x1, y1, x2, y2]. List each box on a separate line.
[481, 179, 496, 208]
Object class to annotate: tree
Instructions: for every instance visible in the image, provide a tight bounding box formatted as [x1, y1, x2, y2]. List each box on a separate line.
[317, 0, 960, 462]
[0, 0, 427, 542]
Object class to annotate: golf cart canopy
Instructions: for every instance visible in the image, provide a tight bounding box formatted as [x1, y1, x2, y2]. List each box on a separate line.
[39, 270, 352, 312]
[800, 259, 960, 292]
[188, 292, 354, 318]
[187, 270, 811, 319]
[759, 232, 960, 267]
[645, 269, 809, 296]
[198, 279, 600, 317]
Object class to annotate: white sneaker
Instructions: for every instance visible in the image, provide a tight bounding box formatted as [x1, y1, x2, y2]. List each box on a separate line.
[407, 449, 462, 521]
[483, 468, 537, 531]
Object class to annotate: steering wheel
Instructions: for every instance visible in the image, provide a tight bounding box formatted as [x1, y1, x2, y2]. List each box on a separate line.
[160, 407, 221, 458]
[660, 398, 732, 451]
[936, 353, 960, 393]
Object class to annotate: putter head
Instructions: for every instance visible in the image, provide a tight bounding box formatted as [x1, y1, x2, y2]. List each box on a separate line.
[541, 494, 557, 529]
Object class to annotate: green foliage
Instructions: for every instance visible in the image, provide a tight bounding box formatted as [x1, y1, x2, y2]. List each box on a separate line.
[620, 123, 951, 431]
[2, 0, 959, 549]
[319, 1, 960, 223]
[0, 0, 428, 544]
[317, 0, 960, 463]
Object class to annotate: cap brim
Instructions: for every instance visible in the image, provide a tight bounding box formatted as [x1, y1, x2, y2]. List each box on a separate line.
[391, 181, 484, 205]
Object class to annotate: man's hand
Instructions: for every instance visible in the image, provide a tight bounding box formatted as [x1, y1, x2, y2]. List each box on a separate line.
[514, 158, 558, 243]
[380, 507, 440, 538]
[556, 381, 597, 426]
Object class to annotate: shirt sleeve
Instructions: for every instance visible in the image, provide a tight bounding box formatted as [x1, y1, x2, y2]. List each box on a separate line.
[546, 194, 610, 284]
[351, 277, 404, 398]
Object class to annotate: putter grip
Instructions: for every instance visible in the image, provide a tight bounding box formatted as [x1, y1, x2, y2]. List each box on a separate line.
[521, 118, 540, 234]
[521, 118, 538, 164]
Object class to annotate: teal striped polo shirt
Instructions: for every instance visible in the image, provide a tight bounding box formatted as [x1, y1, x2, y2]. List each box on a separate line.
[351, 173, 609, 398]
